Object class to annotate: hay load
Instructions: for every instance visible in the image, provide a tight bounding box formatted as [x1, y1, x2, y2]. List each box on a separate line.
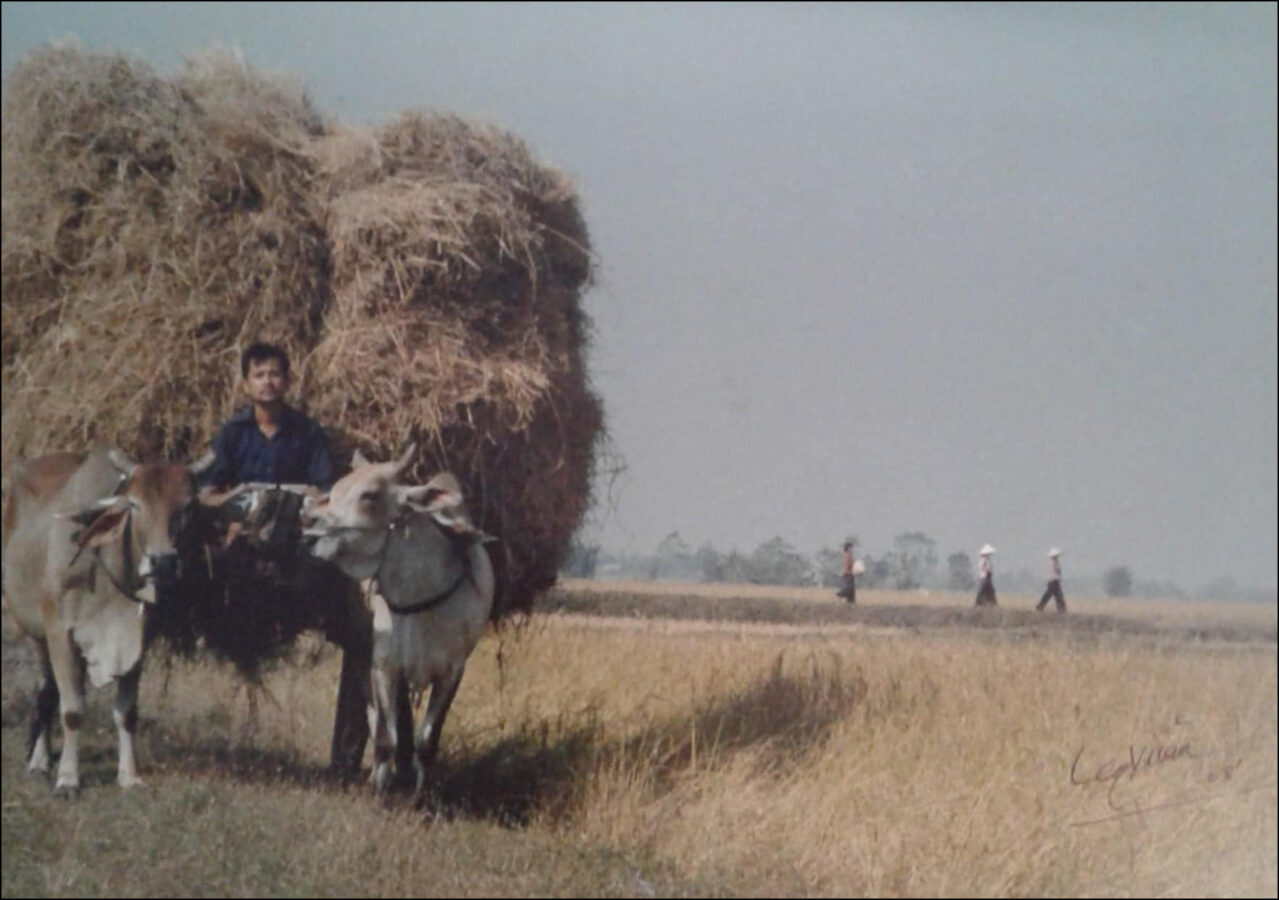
[1, 45, 330, 463]
[2, 44, 604, 620]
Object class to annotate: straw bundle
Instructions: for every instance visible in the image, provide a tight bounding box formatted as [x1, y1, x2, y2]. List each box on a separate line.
[2, 44, 604, 619]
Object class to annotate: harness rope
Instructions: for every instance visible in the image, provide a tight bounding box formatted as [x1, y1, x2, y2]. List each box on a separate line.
[90, 510, 149, 605]
[362, 517, 474, 616]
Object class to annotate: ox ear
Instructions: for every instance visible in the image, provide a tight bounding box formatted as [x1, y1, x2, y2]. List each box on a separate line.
[188, 449, 217, 477]
[390, 443, 417, 479]
[351, 449, 371, 469]
[394, 483, 457, 513]
[396, 472, 492, 542]
[395, 472, 461, 513]
[107, 449, 138, 478]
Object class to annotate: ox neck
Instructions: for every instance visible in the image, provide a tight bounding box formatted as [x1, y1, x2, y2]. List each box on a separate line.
[373, 515, 475, 616]
[332, 526, 394, 582]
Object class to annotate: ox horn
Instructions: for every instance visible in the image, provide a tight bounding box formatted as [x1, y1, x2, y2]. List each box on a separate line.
[390, 443, 417, 479]
[107, 449, 138, 478]
[57, 494, 131, 525]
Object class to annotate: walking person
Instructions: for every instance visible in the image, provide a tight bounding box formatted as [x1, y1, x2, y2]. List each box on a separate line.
[1036, 548, 1067, 613]
[836, 540, 858, 605]
[974, 544, 997, 607]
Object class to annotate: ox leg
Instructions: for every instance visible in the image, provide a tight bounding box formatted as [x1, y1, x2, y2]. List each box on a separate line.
[369, 666, 398, 796]
[412, 669, 464, 809]
[26, 641, 58, 776]
[393, 677, 416, 788]
[113, 663, 144, 788]
[45, 623, 83, 798]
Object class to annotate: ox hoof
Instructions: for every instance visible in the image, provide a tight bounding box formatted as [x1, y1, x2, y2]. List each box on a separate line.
[329, 763, 363, 787]
[415, 794, 450, 824]
[412, 790, 432, 814]
[413, 786, 444, 815]
[27, 743, 51, 775]
[372, 763, 395, 797]
[53, 783, 80, 802]
[119, 775, 147, 790]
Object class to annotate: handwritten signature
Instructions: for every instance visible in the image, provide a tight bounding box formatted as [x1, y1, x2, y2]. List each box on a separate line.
[1068, 717, 1246, 826]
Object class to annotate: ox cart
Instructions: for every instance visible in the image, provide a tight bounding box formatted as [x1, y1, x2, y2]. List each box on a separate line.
[165, 482, 373, 776]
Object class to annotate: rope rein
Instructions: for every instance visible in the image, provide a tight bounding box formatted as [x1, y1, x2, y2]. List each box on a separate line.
[368, 516, 474, 616]
[91, 510, 148, 605]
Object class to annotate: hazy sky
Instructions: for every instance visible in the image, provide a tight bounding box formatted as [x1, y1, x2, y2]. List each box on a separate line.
[3, 3, 1276, 590]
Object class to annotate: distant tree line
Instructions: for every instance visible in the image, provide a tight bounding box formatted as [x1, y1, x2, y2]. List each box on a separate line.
[561, 531, 1273, 604]
[566, 530, 964, 591]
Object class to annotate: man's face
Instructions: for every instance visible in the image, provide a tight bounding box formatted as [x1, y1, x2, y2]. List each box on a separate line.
[243, 357, 288, 406]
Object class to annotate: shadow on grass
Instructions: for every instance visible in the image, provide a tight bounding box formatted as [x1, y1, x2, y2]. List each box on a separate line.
[433, 651, 868, 827]
[3, 645, 878, 829]
[150, 732, 346, 790]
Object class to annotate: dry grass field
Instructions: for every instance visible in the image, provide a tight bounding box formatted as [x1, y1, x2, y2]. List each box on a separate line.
[3, 580, 1275, 897]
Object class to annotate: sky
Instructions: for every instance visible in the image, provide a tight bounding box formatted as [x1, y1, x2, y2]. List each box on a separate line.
[3, 2, 1276, 591]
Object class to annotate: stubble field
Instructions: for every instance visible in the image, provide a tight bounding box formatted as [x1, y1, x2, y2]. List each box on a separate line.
[2, 581, 1275, 897]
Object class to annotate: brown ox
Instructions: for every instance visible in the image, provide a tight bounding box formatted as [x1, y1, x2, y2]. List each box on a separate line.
[2, 448, 213, 797]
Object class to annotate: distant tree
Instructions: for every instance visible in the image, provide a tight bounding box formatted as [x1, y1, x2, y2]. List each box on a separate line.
[613, 551, 659, 580]
[947, 551, 976, 591]
[858, 554, 891, 588]
[887, 531, 938, 590]
[560, 539, 600, 578]
[656, 531, 690, 560]
[750, 536, 814, 586]
[814, 547, 844, 588]
[654, 531, 695, 579]
[1104, 565, 1133, 598]
[720, 550, 755, 584]
[696, 542, 725, 582]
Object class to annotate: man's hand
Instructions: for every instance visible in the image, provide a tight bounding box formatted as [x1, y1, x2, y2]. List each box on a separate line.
[199, 484, 249, 507]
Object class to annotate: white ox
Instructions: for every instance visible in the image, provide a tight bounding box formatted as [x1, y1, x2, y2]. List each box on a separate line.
[302, 445, 494, 805]
[1, 448, 214, 797]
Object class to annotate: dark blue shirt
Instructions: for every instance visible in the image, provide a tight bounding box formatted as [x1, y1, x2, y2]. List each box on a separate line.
[202, 405, 335, 491]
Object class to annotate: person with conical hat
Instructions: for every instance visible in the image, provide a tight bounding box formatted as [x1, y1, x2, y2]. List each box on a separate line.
[974, 544, 998, 607]
[1036, 548, 1067, 613]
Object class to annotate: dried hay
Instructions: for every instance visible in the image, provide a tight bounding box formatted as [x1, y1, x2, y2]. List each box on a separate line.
[2, 43, 606, 624]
